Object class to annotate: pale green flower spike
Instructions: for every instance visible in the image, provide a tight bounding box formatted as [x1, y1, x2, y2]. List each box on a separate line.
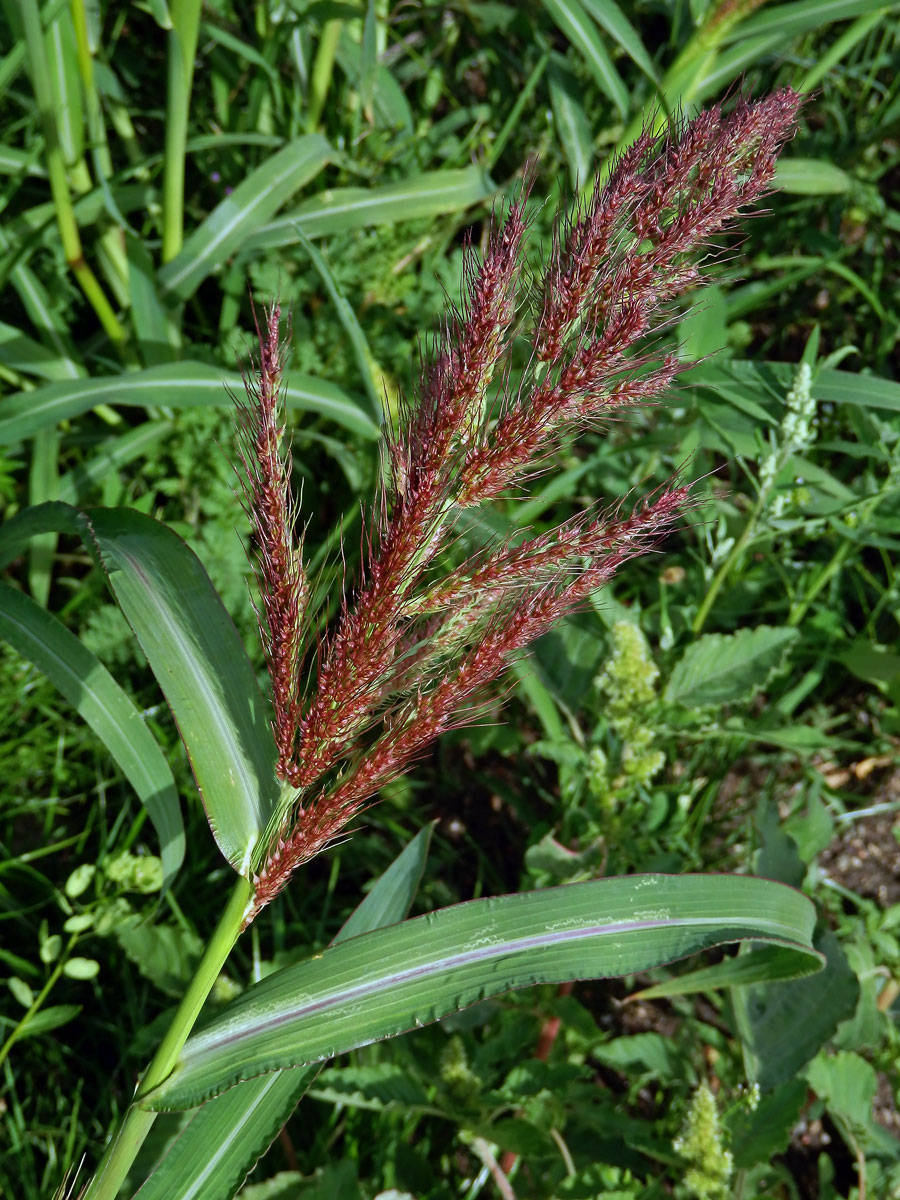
[674, 1082, 734, 1200]
[440, 1034, 481, 1104]
[592, 621, 665, 805]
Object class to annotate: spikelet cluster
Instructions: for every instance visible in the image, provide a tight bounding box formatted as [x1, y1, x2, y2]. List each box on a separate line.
[239, 90, 802, 914]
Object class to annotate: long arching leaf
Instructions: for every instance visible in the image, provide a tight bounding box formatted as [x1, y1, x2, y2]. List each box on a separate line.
[0, 581, 185, 890]
[243, 166, 495, 250]
[157, 135, 331, 300]
[146, 873, 819, 1110]
[85, 508, 279, 874]
[0, 362, 378, 445]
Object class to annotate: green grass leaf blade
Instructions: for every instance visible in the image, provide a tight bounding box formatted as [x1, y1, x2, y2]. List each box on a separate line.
[548, 56, 594, 189]
[775, 158, 853, 194]
[688, 360, 900, 415]
[131, 1071, 319, 1200]
[730, 0, 898, 41]
[0, 144, 47, 177]
[84, 508, 279, 874]
[692, 34, 787, 101]
[0, 320, 73, 381]
[0, 580, 185, 890]
[0, 362, 379, 444]
[56, 421, 172, 505]
[579, 0, 658, 81]
[541, 0, 630, 118]
[158, 135, 331, 299]
[243, 166, 495, 250]
[0, 500, 84, 569]
[131, 826, 435, 1198]
[0, 237, 83, 382]
[664, 627, 800, 707]
[333, 822, 434, 945]
[814, 367, 900, 412]
[295, 230, 383, 422]
[145, 874, 818, 1109]
[126, 234, 178, 365]
[45, 5, 84, 166]
[628, 944, 823, 1000]
[26, 427, 59, 608]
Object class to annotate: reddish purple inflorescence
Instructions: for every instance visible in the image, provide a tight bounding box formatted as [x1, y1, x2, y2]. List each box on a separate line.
[237, 90, 802, 915]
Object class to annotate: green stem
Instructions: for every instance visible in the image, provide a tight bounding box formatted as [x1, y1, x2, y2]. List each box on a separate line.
[788, 537, 852, 628]
[82, 875, 253, 1200]
[487, 50, 549, 169]
[0, 934, 77, 1072]
[162, 0, 202, 263]
[789, 482, 895, 627]
[692, 497, 765, 634]
[306, 18, 342, 132]
[20, 0, 127, 349]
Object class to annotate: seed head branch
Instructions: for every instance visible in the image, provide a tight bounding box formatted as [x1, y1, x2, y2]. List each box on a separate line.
[235, 301, 308, 779]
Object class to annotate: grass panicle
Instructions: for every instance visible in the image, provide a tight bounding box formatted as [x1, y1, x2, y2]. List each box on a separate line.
[244, 90, 802, 913]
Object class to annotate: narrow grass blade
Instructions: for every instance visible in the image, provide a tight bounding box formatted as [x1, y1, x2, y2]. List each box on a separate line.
[131, 826, 435, 1199]
[333, 823, 434, 945]
[548, 56, 594, 189]
[45, 5, 84, 166]
[146, 873, 818, 1109]
[26, 427, 59, 607]
[0, 239, 83, 381]
[126, 234, 177, 365]
[687, 360, 900, 415]
[628, 944, 823, 1000]
[162, 0, 202, 263]
[0, 321, 71, 381]
[158, 135, 331, 299]
[540, 0, 629, 118]
[296, 229, 383, 421]
[775, 158, 852, 194]
[0, 581, 185, 890]
[796, 10, 886, 91]
[13, 181, 154, 240]
[131, 1071, 318, 1200]
[579, 0, 658, 81]
[84, 508, 279, 874]
[56, 421, 171, 505]
[0, 145, 46, 177]
[243, 166, 495, 250]
[692, 34, 785, 101]
[0, 362, 379, 444]
[201, 19, 279, 81]
[814, 367, 900, 411]
[731, 0, 897, 41]
[0, 501, 84, 570]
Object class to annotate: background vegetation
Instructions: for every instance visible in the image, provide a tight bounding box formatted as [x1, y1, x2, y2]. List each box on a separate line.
[1, 0, 899, 1197]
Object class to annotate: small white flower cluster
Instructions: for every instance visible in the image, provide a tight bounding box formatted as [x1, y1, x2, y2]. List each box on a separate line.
[759, 360, 816, 519]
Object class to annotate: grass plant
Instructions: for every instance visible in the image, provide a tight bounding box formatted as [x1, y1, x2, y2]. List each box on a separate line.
[1, 2, 899, 1198]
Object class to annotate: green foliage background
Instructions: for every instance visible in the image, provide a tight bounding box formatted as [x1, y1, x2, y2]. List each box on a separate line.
[1, 0, 899, 1197]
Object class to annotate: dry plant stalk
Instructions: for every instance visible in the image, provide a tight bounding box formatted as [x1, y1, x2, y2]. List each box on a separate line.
[236, 90, 801, 914]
